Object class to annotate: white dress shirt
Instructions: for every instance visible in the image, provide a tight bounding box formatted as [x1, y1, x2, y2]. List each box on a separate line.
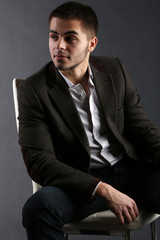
[59, 67, 123, 168]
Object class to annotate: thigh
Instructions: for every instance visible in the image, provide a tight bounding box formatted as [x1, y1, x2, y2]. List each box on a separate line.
[113, 158, 160, 213]
[23, 186, 108, 225]
[134, 166, 160, 213]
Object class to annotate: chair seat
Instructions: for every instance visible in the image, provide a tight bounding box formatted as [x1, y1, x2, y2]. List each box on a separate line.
[63, 209, 159, 235]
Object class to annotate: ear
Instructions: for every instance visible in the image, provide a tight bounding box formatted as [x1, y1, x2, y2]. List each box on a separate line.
[88, 37, 98, 52]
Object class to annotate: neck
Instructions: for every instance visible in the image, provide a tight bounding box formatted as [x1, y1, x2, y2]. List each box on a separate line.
[61, 66, 88, 84]
[60, 54, 90, 85]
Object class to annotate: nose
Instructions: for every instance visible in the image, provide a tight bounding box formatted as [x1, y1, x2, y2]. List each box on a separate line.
[56, 38, 66, 50]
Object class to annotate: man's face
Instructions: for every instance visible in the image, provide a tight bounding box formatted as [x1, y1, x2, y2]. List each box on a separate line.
[49, 17, 96, 71]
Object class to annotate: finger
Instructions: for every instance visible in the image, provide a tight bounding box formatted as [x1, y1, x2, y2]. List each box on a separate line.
[128, 208, 137, 221]
[123, 204, 139, 223]
[119, 213, 125, 225]
[115, 210, 125, 225]
[126, 200, 139, 221]
[123, 209, 133, 223]
[133, 202, 139, 217]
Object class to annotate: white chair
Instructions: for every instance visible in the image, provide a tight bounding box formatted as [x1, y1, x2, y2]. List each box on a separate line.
[13, 78, 159, 240]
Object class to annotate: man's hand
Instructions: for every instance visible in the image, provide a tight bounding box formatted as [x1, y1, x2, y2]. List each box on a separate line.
[95, 182, 139, 224]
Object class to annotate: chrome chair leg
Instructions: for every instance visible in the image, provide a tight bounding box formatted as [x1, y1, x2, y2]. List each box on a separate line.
[125, 231, 131, 240]
[151, 221, 157, 240]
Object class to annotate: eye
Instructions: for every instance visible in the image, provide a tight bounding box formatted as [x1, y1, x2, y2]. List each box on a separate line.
[50, 34, 59, 41]
[65, 36, 76, 43]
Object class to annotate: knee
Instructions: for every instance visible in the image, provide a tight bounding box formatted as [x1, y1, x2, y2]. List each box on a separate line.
[22, 188, 46, 225]
[22, 186, 64, 226]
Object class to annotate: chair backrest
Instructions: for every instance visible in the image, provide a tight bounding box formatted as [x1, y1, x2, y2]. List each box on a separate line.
[12, 78, 41, 193]
[12, 78, 23, 132]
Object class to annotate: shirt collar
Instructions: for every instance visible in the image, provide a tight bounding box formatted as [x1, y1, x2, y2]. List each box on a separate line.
[58, 64, 94, 89]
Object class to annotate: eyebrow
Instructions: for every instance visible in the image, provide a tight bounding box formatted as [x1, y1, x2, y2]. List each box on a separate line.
[49, 30, 79, 36]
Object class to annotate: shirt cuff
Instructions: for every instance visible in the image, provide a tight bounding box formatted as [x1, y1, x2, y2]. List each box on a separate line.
[92, 181, 102, 196]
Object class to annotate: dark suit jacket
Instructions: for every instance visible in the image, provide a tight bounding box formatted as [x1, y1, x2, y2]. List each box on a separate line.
[18, 56, 160, 202]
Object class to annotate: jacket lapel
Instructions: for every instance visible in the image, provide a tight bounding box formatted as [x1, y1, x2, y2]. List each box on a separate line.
[47, 64, 90, 154]
[90, 62, 117, 125]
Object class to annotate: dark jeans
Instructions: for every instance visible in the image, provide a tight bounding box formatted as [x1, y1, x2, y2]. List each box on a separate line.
[22, 157, 160, 240]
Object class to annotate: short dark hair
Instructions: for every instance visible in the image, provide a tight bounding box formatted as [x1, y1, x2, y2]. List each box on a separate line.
[48, 2, 98, 36]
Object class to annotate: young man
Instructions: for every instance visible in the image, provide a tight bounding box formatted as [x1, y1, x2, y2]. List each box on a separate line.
[18, 2, 160, 239]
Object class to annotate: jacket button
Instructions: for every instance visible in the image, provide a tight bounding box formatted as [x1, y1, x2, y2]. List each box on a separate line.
[83, 168, 88, 173]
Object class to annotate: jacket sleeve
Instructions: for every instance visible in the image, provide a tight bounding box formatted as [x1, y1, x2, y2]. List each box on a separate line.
[18, 80, 100, 202]
[118, 59, 160, 166]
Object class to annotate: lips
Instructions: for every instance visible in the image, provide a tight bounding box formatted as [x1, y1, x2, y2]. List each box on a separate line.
[54, 54, 69, 59]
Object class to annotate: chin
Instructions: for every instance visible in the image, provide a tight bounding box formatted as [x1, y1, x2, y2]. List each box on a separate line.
[56, 64, 72, 71]
[52, 61, 66, 70]
[56, 66, 67, 71]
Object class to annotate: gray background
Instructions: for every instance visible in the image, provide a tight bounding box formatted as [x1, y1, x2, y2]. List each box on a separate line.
[0, 0, 160, 239]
